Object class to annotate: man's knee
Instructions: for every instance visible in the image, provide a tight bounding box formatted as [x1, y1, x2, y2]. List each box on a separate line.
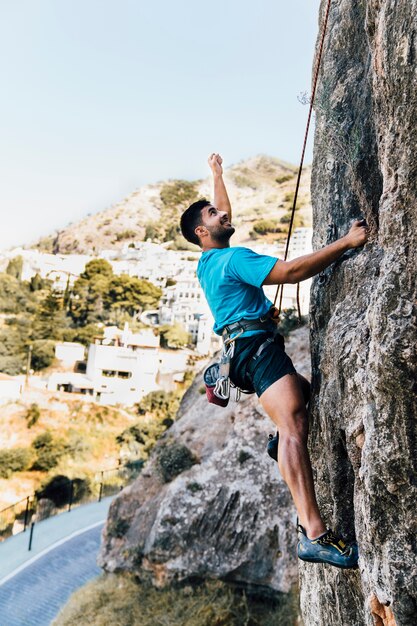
[281, 407, 309, 442]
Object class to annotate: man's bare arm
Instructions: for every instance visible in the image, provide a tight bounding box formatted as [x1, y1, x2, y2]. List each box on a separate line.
[208, 153, 232, 221]
[263, 220, 369, 285]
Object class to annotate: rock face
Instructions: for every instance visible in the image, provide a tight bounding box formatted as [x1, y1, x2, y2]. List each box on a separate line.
[98, 329, 312, 594]
[300, 2, 417, 625]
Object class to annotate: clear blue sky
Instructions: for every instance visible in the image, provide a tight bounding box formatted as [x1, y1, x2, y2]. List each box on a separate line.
[0, 0, 320, 251]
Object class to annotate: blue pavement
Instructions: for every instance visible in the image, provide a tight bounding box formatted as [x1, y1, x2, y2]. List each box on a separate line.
[0, 496, 115, 626]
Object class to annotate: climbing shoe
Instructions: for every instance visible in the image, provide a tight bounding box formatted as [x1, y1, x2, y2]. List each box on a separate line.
[267, 432, 279, 461]
[297, 524, 359, 569]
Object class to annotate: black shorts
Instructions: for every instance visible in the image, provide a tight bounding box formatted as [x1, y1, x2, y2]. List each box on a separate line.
[229, 332, 296, 397]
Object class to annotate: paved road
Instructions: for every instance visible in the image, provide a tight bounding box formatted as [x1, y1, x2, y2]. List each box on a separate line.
[0, 523, 104, 626]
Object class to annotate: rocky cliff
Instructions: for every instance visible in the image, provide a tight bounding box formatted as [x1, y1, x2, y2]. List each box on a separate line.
[97, 328, 311, 596]
[300, 1, 417, 625]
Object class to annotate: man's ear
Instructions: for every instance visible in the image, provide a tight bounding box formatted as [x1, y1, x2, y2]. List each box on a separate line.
[195, 224, 207, 239]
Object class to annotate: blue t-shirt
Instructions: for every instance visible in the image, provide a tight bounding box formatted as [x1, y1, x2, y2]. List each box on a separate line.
[197, 246, 277, 336]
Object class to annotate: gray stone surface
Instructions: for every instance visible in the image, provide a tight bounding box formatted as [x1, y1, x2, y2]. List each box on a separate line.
[0, 525, 102, 626]
[97, 331, 312, 594]
[299, 2, 417, 625]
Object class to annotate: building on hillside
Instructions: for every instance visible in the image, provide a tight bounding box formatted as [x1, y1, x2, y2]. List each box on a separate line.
[159, 271, 215, 355]
[48, 326, 161, 406]
[47, 373, 95, 396]
[55, 342, 85, 366]
[258, 228, 313, 316]
[85, 327, 160, 406]
[0, 248, 93, 291]
[0, 373, 23, 404]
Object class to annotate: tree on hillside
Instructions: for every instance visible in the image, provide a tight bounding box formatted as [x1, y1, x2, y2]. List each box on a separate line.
[80, 259, 113, 281]
[0, 274, 37, 314]
[32, 290, 67, 340]
[159, 323, 189, 349]
[70, 259, 162, 326]
[104, 275, 162, 317]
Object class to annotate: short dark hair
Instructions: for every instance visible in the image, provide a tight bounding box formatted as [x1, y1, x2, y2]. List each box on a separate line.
[180, 199, 210, 246]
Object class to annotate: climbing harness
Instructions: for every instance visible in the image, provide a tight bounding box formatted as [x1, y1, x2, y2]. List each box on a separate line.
[204, 310, 282, 406]
[274, 0, 333, 318]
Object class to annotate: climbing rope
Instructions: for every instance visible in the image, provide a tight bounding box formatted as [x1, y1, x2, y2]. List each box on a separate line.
[274, 0, 333, 315]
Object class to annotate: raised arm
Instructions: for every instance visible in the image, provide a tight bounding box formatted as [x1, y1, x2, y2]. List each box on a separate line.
[263, 220, 369, 285]
[208, 153, 232, 222]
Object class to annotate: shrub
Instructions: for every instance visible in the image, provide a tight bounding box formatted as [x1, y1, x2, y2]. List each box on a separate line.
[275, 173, 294, 184]
[159, 323, 189, 349]
[114, 230, 137, 241]
[36, 474, 92, 507]
[31, 339, 56, 370]
[0, 448, 34, 478]
[252, 219, 283, 235]
[0, 355, 24, 375]
[31, 431, 67, 471]
[25, 403, 41, 428]
[157, 443, 197, 483]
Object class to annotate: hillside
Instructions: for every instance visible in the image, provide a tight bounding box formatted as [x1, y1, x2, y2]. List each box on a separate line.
[32, 156, 311, 254]
[0, 385, 180, 513]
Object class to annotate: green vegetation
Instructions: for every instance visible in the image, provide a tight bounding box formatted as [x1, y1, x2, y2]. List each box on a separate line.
[275, 173, 295, 184]
[30, 431, 69, 471]
[157, 442, 198, 483]
[70, 259, 162, 325]
[0, 258, 162, 374]
[279, 212, 305, 228]
[251, 219, 284, 235]
[113, 229, 137, 242]
[36, 474, 92, 507]
[52, 574, 300, 626]
[159, 322, 189, 349]
[116, 391, 182, 460]
[0, 447, 34, 478]
[25, 403, 41, 428]
[145, 179, 199, 247]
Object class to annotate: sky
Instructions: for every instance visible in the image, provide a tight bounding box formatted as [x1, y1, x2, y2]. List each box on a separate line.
[0, 0, 320, 252]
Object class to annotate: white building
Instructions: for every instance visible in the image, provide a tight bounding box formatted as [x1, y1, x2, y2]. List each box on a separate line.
[0, 248, 93, 291]
[85, 327, 160, 406]
[0, 373, 23, 404]
[55, 342, 85, 365]
[159, 270, 216, 355]
[254, 228, 313, 316]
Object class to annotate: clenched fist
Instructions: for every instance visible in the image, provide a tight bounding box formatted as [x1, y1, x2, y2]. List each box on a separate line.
[208, 153, 223, 176]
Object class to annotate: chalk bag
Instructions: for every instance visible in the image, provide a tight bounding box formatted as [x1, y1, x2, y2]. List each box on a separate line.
[203, 362, 230, 407]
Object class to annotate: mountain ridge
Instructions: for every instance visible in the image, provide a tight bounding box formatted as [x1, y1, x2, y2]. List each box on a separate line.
[31, 155, 311, 255]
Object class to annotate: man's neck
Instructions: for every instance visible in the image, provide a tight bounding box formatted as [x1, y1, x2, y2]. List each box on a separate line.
[201, 241, 230, 252]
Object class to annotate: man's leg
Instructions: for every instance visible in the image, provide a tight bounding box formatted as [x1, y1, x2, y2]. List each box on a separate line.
[260, 372, 326, 539]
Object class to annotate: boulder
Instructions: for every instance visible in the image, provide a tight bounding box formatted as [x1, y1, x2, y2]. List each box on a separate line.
[97, 329, 311, 594]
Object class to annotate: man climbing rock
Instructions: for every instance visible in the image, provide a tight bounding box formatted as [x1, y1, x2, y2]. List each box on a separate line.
[180, 153, 369, 569]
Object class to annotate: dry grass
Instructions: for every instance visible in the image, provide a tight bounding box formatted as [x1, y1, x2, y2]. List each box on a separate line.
[0, 389, 140, 509]
[52, 574, 300, 626]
